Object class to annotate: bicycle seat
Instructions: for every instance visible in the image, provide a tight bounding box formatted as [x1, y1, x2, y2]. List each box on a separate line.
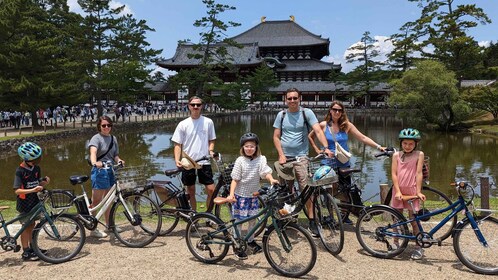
[337, 167, 361, 176]
[164, 168, 182, 177]
[69, 175, 90, 185]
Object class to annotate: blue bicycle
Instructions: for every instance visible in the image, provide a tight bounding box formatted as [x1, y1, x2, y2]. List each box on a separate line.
[356, 181, 498, 275]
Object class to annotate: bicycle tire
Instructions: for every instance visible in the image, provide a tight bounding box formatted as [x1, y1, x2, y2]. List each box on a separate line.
[263, 222, 317, 277]
[355, 205, 410, 258]
[314, 191, 344, 255]
[32, 214, 86, 264]
[42, 190, 77, 239]
[214, 193, 267, 238]
[384, 185, 456, 242]
[109, 193, 161, 248]
[185, 212, 230, 264]
[453, 215, 498, 275]
[141, 187, 179, 236]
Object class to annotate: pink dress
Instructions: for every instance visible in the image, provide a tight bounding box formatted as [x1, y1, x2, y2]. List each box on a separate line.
[391, 151, 420, 211]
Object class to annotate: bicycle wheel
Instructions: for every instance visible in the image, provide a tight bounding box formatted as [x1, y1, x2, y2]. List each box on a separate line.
[214, 195, 267, 238]
[384, 185, 455, 242]
[356, 205, 410, 258]
[43, 190, 77, 239]
[141, 187, 179, 236]
[110, 193, 161, 248]
[32, 214, 86, 264]
[314, 191, 344, 255]
[453, 215, 498, 275]
[185, 212, 230, 264]
[263, 222, 317, 277]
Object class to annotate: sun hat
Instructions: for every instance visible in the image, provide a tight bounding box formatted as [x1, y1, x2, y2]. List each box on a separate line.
[274, 161, 295, 181]
[181, 151, 201, 170]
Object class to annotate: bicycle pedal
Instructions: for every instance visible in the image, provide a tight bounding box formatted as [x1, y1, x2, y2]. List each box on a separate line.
[14, 245, 21, 252]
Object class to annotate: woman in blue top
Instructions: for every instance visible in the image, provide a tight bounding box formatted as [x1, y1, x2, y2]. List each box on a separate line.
[308, 101, 385, 223]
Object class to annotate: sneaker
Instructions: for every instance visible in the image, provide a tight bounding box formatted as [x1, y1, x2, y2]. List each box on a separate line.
[106, 226, 124, 234]
[236, 250, 248, 260]
[308, 220, 319, 238]
[342, 216, 353, 225]
[21, 250, 39, 261]
[248, 241, 262, 254]
[90, 228, 108, 238]
[411, 248, 424, 260]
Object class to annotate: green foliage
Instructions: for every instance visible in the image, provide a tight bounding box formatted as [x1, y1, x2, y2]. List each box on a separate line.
[387, 21, 424, 72]
[461, 83, 498, 118]
[408, 0, 491, 78]
[389, 60, 460, 131]
[244, 64, 280, 105]
[0, 0, 88, 124]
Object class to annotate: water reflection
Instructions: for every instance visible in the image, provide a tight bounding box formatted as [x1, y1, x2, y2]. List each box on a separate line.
[0, 112, 496, 202]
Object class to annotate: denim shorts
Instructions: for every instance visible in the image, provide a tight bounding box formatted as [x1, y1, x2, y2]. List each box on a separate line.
[91, 167, 116, 190]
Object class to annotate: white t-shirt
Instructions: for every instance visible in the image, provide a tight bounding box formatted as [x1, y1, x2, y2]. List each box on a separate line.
[171, 115, 216, 165]
[230, 155, 272, 197]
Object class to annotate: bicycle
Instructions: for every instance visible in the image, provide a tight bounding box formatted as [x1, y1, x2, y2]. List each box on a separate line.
[376, 148, 456, 241]
[52, 161, 162, 248]
[0, 190, 85, 264]
[185, 183, 317, 278]
[274, 154, 344, 255]
[355, 181, 498, 275]
[141, 153, 267, 237]
[332, 148, 456, 242]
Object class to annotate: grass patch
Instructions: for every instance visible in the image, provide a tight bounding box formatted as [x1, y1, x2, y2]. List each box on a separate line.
[0, 200, 17, 221]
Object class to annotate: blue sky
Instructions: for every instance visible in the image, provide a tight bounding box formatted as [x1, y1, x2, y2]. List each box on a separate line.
[68, 0, 498, 75]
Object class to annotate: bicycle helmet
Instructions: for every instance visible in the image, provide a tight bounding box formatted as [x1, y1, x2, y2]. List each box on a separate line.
[240, 132, 259, 147]
[311, 165, 338, 185]
[18, 142, 43, 161]
[398, 128, 421, 141]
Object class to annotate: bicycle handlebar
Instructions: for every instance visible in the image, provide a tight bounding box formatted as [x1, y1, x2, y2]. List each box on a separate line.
[374, 147, 396, 158]
[285, 153, 327, 163]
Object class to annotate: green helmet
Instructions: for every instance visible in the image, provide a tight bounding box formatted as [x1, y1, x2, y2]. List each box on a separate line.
[399, 128, 421, 141]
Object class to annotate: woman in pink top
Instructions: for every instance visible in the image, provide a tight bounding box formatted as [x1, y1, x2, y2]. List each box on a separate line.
[391, 128, 426, 260]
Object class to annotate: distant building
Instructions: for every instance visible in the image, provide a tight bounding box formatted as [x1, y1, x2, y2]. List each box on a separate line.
[157, 17, 390, 108]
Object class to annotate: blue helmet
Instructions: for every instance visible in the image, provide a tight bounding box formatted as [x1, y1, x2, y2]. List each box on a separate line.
[18, 142, 43, 161]
[312, 165, 338, 185]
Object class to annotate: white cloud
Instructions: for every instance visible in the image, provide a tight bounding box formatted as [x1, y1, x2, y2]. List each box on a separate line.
[479, 41, 491, 48]
[67, 0, 133, 16]
[151, 66, 176, 79]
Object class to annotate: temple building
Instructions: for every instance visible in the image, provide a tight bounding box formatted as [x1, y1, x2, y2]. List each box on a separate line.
[157, 16, 390, 108]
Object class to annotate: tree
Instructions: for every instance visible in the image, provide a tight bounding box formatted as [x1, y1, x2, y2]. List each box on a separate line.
[0, 0, 87, 126]
[170, 0, 241, 100]
[408, 0, 491, 78]
[461, 82, 498, 119]
[345, 31, 383, 107]
[244, 64, 280, 108]
[389, 60, 464, 131]
[387, 22, 422, 72]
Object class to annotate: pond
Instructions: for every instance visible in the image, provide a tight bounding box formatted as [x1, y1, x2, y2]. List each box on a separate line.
[1, 111, 496, 202]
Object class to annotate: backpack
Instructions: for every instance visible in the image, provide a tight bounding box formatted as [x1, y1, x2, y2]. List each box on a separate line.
[279, 108, 311, 134]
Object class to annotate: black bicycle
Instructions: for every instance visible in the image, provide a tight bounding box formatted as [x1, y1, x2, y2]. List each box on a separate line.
[141, 153, 266, 236]
[275, 154, 344, 255]
[185, 183, 317, 278]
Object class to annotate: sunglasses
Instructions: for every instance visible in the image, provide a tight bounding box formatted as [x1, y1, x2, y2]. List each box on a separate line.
[101, 124, 113, 128]
[286, 97, 299, 101]
[189, 103, 202, 108]
[330, 108, 343, 113]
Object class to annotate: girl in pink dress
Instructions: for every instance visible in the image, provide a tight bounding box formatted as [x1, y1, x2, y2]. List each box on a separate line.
[391, 128, 426, 260]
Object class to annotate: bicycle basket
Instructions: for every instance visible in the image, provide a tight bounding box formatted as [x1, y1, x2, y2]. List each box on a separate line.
[49, 190, 74, 209]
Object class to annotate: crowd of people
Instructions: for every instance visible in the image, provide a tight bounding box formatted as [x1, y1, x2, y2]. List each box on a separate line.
[11, 87, 427, 262]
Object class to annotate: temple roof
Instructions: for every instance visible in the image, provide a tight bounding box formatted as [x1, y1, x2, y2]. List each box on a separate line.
[460, 80, 496, 87]
[231, 20, 329, 50]
[157, 43, 262, 68]
[276, 59, 341, 72]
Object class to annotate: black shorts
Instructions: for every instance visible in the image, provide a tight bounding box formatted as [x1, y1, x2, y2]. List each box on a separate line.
[181, 165, 214, 186]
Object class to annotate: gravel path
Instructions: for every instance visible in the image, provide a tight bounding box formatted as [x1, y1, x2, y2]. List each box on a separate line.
[0, 224, 495, 280]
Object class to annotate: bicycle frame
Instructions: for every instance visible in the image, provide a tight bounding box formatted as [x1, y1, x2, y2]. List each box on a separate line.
[1, 201, 60, 241]
[202, 201, 292, 251]
[382, 195, 487, 245]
